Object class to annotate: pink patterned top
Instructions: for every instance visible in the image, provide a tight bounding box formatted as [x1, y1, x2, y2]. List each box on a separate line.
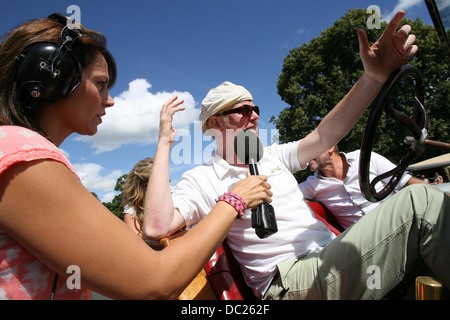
[0, 126, 92, 300]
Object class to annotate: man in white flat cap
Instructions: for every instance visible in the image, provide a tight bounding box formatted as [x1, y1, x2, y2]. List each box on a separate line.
[143, 11, 450, 299]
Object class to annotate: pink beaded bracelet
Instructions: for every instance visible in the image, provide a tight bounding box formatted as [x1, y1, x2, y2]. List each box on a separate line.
[217, 192, 248, 219]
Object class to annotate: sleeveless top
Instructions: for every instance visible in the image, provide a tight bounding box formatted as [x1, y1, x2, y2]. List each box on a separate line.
[0, 126, 91, 299]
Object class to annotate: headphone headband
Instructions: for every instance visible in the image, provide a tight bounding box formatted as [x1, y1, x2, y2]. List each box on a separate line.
[48, 13, 75, 26]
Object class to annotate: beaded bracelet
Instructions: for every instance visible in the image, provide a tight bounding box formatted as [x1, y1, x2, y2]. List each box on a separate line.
[217, 192, 248, 219]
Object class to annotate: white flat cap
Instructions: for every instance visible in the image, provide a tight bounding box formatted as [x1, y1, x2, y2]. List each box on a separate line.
[199, 81, 253, 134]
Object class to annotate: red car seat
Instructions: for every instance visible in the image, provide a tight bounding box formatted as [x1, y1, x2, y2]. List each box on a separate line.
[204, 201, 343, 300]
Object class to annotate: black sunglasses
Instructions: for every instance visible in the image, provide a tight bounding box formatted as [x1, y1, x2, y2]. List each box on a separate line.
[216, 105, 260, 118]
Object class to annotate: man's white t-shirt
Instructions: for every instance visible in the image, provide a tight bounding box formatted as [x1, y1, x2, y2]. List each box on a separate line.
[172, 141, 335, 298]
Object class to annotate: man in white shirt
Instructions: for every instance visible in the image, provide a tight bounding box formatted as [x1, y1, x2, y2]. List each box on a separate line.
[299, 146, 423, 229]
[143, 12, 450, 299]
[170, 136, 334, 296]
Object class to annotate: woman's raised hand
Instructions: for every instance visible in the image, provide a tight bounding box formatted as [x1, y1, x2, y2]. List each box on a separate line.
[159, 96, 185, 146]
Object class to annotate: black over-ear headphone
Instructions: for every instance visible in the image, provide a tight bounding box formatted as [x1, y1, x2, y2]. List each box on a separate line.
[15, 13, 82, 113]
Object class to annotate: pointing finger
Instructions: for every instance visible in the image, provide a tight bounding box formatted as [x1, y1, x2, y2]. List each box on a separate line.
[381, 10, 406, 37]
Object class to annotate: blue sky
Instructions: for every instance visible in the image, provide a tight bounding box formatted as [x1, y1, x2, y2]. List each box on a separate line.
[0, 0, 433, 202]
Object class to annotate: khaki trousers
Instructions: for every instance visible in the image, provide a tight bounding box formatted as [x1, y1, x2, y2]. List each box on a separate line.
[264, 184, 449, 300]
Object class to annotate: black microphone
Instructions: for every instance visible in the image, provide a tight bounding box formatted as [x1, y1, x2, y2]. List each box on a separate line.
[234, 129, 278, 239]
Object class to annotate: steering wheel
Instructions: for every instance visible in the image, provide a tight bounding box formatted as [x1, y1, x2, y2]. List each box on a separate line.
[359, 64, 427, 202]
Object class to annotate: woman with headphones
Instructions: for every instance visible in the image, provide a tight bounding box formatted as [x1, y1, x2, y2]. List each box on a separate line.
[0, 14, 271, 299]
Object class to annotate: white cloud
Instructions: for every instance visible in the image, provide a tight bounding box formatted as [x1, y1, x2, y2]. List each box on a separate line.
[440, 0, 450, 11]
[383, 0, 422, 22]
[101, 192, 118, 203]
[75, 79, 200, 154]
[72, 162, 122, 195]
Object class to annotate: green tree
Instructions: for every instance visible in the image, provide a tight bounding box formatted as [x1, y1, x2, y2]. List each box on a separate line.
[272, 9, 449, 182]
[102, 174, 128, 218]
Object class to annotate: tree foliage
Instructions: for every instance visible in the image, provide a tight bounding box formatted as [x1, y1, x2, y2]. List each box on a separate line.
[272, 9, 449, 182]
[102, 174, 127, 218]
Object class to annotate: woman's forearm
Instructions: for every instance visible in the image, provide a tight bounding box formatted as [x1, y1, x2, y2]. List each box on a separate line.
[143, 141, 178, 239]
[156, 174, 272, 299]
[157, 200, 237, 299]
